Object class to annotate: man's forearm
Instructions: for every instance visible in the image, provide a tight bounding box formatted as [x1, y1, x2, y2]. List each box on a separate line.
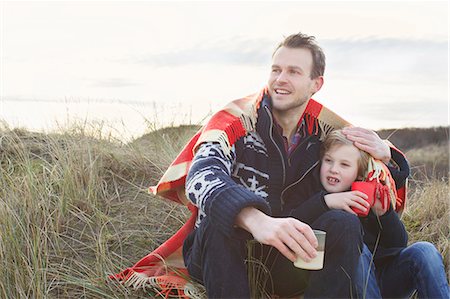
[235, 206, 268, 234]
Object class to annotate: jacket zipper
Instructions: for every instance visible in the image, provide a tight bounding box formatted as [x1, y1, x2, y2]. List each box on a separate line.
[264, 105, 318, 211]
[287, 135, 312, 167]
[280, 160, 320, 210]
[264, 106, 286, 187]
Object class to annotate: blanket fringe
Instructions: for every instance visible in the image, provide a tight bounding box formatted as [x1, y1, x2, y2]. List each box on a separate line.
[184, 282, 207, 299]
[196, 112, 256, 159]
[367, 158, 383, 183]
[367, 158, 397, 208]
[215, 131, 233, 158]
[125, 272, 150, 290]
[124, 272, 206, 298]
[317, 118, 335, 141]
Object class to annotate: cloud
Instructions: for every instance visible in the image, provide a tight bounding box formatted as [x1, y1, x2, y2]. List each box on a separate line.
[322, 38, 447, 79]
[131, 36, 447, 81]
[133, 36, 273, 67]
[90, 78, 140, 88]
[349, 97, 448, 129]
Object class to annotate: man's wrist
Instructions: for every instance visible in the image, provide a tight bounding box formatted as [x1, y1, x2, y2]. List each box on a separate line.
[235, 206, 267, 234]
[381, 140, 393, 164]
[382, 155, 391, 164]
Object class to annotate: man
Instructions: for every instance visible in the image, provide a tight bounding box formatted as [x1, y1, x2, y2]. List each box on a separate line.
[182, 33, 403, 298]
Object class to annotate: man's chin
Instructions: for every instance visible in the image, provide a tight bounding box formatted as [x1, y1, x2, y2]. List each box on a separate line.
[271, 93, 290, 101]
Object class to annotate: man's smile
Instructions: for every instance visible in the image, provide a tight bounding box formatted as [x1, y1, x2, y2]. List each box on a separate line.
[274, 88, 292, 95]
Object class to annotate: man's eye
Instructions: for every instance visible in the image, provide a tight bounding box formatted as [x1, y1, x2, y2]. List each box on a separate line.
[272, 69, 280, 73]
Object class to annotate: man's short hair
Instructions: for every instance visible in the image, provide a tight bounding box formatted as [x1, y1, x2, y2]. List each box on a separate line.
[273, 32, 326, 79]
[320, 129, 370, 179]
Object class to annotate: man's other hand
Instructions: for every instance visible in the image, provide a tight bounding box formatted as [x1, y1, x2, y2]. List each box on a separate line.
[342, 127, 391, 163]
[235, 207, 318, 263]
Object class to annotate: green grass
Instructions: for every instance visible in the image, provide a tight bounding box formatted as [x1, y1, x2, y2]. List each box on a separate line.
[0, 123, 447, 298]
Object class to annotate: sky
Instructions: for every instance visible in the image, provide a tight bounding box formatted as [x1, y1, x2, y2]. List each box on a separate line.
[1, 0, 448, 141]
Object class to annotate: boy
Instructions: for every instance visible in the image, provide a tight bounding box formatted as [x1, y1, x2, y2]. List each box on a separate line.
[317, 129, 449, 298]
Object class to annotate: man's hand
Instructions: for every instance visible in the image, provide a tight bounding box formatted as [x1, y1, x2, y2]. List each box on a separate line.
[235, 207, 318, 263]
[342, 127, 391, 163]
[324, 191, 371, 215]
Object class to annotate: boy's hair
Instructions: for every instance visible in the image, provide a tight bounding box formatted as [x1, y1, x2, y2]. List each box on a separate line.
[320, 129, 371, 179]
[273, 32, 326, 79]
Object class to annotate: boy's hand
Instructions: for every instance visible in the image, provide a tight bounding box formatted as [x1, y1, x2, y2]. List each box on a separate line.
[371, 190, 390, 216]
[324, 191, 371, 215]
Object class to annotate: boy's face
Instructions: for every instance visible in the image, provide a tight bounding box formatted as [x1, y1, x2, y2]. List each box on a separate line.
[320, 144, 360, 193]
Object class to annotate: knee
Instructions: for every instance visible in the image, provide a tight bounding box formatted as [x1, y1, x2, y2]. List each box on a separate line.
[315, 210, 363, 242]
[184, 218, 250, 266]
[404, 242, 444, 271]
[322, 210, 362, 233]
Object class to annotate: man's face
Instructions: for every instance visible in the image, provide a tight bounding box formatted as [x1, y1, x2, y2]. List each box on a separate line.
[268, 46, 323, 116]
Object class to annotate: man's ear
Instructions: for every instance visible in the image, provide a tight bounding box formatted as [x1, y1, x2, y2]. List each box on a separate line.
[312, 76, 324, 94]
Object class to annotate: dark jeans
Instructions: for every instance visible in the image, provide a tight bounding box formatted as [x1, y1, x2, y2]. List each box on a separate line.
[183, 210, 364, 298]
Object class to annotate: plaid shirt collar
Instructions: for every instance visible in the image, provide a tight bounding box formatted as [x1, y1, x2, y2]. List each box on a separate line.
[274, 117, 304, 155]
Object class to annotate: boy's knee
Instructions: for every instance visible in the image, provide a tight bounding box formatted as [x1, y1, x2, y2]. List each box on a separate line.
[313, 210, 363, 247]
[320, 210, 362, 236]
[405, 241, 443, 268]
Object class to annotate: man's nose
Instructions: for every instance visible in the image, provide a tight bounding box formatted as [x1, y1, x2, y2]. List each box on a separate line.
[276, 70, 288, 83]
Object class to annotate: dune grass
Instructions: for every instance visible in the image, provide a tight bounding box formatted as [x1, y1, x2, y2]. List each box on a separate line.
[402, 178, 449, 271]
[405, 144, 449, 180]
[0, 124, 189, 298]
[0, 123, 448, 298]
